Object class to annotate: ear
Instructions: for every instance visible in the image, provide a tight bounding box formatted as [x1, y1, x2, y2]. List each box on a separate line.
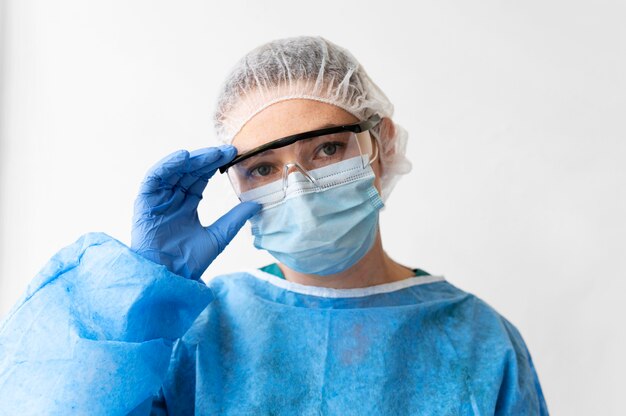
[380, 117, 396, 137]
[377, 117, 396, 160]
[371, 117, 395, 193]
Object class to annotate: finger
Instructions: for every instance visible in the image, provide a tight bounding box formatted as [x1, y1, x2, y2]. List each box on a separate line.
[175, 147, 229, 191]
[139, 150, 189, 194]
[173, 146, 240, 215]
[140, 146, 233, 196]
[181, 176, 209, 201]
[134, 182, 187, 217]
[180, 146, 238, 198]
[188, 145, 237, 180]
[205, 202, 261, 253]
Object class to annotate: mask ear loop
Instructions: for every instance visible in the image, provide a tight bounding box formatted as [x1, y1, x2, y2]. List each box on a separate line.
[359, 129, 379, 168]
[368, 132, 380, 166]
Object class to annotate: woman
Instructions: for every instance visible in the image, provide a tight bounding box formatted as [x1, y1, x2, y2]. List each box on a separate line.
[0, 36, 548, 415]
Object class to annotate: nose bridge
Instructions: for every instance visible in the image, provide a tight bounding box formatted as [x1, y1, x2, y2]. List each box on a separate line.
[285, 163, 301, 175]
[282, 161, 317, 191]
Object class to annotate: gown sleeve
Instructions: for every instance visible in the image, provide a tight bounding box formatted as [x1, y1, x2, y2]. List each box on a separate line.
[494, 317, 550, 415]
[0, 233, 213, 416]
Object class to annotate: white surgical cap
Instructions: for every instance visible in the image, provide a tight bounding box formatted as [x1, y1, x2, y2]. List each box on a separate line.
[213, 35, 412, 201]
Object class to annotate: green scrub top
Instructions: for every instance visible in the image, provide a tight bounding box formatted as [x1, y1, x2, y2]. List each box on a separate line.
[259, 263, 430, 279]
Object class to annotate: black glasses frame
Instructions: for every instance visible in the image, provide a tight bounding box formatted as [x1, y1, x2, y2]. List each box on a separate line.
[218, 114, 382, 173]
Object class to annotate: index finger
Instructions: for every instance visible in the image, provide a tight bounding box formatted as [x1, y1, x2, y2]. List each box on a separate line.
[187, 145, 238, 180]
[139, 146, 233, 195]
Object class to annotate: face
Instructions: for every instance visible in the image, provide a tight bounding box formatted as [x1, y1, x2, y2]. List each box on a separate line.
[231, 99, 383, 195]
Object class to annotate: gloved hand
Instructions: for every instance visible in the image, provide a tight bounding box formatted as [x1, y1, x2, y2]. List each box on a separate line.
[131, 145, 260, 280]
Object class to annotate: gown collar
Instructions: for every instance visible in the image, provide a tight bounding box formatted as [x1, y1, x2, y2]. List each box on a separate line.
[245, 268, 446, 299]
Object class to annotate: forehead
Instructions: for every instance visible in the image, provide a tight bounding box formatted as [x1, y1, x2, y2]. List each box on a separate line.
[232, 99, 360, 153]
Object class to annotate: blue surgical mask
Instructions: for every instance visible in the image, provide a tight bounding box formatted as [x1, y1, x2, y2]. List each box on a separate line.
[245, 156, 384, 276]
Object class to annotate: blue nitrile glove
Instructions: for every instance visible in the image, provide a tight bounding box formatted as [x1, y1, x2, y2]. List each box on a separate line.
[131, 146, 260, 280]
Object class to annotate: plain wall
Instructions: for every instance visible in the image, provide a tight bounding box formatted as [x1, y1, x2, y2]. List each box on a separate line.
[1, 1, 625, 414]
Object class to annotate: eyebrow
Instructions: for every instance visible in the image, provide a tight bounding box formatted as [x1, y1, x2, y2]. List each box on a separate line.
[237, 148, 275, 163]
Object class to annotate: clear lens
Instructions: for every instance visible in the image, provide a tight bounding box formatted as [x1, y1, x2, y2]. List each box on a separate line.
[228, 130, 375, 202]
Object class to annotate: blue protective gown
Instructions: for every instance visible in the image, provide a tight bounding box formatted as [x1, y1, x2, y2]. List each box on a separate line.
[0, 233, 548, 415]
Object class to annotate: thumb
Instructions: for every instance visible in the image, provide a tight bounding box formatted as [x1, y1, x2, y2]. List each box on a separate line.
[205, 201, 261, 253]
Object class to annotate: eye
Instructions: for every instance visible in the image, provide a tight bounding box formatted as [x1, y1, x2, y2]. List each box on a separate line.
[315, 141, 345, 159]
[249, 164, 275, 178]
[321, 143, 337, 156]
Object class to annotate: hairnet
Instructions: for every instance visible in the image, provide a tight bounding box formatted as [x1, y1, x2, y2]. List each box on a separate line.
[213, 36, 412, 201]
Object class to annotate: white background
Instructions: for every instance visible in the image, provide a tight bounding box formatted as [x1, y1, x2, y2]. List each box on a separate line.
[1, 1, 625, 414]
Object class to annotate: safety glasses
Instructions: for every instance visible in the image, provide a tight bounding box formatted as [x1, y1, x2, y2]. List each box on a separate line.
[219, 114, 381, 203]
